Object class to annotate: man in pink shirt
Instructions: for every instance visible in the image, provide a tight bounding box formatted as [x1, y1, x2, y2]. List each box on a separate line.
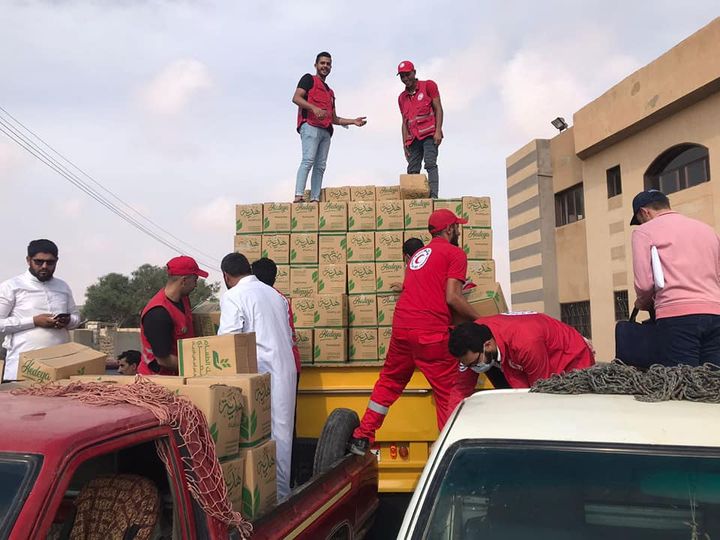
[630, 189, 720, 366]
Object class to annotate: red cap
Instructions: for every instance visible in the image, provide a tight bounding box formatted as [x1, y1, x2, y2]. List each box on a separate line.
[428, 209, 468, 233]
[166, 256, 209, 278]
[397, 60, 415, 74]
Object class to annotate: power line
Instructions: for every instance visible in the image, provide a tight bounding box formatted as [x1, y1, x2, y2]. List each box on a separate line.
[0, 107, 221, 271]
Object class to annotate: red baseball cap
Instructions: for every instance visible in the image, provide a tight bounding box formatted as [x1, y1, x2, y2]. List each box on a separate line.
[397, 60, 415, 74]
[428, 209, 468, 233]
[166, 255, 209, 278]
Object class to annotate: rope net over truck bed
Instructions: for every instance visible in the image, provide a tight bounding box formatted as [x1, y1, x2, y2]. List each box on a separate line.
[530, 362, 720, 403]
[13, 377, 252, 539]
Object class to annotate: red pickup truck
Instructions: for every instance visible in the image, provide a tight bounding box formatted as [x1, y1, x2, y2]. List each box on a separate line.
[0, 391, 378, 539]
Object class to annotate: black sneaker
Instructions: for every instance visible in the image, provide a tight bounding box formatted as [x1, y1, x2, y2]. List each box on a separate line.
[348, 437, 369, 456]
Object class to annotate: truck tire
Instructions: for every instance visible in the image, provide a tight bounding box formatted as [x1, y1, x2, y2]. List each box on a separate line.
[313, 408, 360, 475]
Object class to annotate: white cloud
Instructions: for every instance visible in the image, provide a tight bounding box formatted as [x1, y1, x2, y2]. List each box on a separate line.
[138, 59, 213, 115]
[190, 196, 235, 233]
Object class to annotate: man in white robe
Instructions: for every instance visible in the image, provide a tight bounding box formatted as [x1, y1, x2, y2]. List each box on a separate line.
[217, 252, 297, 501]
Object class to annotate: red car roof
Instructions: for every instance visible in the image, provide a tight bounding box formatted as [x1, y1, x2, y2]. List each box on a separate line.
[0, 393, 160, 455]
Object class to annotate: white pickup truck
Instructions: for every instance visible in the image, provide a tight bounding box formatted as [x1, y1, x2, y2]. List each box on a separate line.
[398, 389, 720, 539]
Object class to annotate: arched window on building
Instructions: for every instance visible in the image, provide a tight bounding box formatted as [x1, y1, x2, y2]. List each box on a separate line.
[644, 143, 710, 195]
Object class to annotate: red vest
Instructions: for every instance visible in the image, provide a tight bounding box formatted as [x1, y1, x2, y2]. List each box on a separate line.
[138, 289, 195, 376]
[297, 75, 335, 130]
[399, 80, 436, 146]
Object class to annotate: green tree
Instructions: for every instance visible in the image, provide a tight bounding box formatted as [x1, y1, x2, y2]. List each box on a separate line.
[83, 264, 220, 327]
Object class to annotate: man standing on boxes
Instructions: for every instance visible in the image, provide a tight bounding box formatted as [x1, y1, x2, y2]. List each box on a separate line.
[350, 209, 480, 455]
[218, 252, 296, 501]
[398, 60, 444, 198]
[0, 239, 81, 381]
[292, 51, 367, 203]
[138, 256, 207, 376]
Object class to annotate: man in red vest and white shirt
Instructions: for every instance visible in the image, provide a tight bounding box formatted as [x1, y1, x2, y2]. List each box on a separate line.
[138, 256, 208, 375]
[397, 60, 444, 198]
[292, 51, 367, 203]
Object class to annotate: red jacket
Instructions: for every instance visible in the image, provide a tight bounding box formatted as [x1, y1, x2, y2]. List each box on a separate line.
[398, 80, 438, 146]
[138, 289, 195, 376]
[297, 75, 335, 130]
[457, 313, 594, 392]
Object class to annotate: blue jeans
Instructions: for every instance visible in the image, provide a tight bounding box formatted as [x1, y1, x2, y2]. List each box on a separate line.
[656, 314, 720, 366]
[295, 123, 332, 201]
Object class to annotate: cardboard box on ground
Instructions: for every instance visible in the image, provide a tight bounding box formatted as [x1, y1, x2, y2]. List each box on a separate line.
[240, 439, 277, 519]
[19, 343, 106, 383]
[177, 334, 258, 377]
[177, 384, 243, 459]
[187, 374, 272, 448]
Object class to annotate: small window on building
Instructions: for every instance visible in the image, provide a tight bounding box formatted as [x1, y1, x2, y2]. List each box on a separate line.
[644, 144, 710, 195]
[555, 183, 585, 227]
[606, 165, 622, 198]
[561, 301, 591, 339]
[614, 290, 629, 321]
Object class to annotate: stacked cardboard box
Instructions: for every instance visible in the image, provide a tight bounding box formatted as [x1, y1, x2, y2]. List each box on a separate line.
[234, 173, 502, 366]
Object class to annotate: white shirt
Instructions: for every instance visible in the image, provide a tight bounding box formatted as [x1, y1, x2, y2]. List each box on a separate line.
[217, 274, 296, 501]
[0, 271, 81, 380]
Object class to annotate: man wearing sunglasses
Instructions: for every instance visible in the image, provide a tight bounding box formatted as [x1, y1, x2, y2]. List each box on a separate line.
[0, 239, 80, 381]
[449, 313, 595, 395]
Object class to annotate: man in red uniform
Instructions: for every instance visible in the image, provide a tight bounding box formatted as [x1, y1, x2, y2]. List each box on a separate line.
[138, 256, 208, 375]
[397, 60, 444, 198]
[292, 51, 367, 203]
[449, 314, 595, 395]
[349, 209, 480, 455]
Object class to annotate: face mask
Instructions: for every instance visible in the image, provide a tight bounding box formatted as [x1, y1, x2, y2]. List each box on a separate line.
[470, 361, 494, 374]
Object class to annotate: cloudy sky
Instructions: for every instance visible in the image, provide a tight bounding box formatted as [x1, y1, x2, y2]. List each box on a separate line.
[1, 1, 717, 305]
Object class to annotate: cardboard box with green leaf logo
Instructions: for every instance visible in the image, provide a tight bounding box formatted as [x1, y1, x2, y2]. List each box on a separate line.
[295, 328, 313, 365]
[347, 262, 376, 294]
[262, 202, 291, 233]
[348, 294, 377, 327]
[462, 228, 493, 260]
[290, 233, 318, 264]
[187, 373, 271, 448]
[404, 199, 433, 230]
[347, 201, 376, 231]
[376, 200, 404, 230]
[462, 196, 492, 228]
[317, 264, 347, 294]
[313, 328, 347, 363]
[399, 174, 430, 199]
[376, 261, 405, 294]
[323, 186, 351, 202]
[467, 259, 496, 286]
[234, 234, 262, 262]
[221, 455, 245, 513]
[291, 202, 318, 232]
[376, 185, 401, 200]
[289, 265, 318, 297]
[377, 327, 393, 359]
[433, 198, 463, 215]
[261, 234, 290, 264]
[346, 231, 375, 262]
[350, 185, 376, 201]
[275, 264, 290, 296]
[403, 230, 431, 247]
[318, 233, 346, 265]
[240, 438, 277, 519]
[374, 231, 403, 261]
[314, 294, 348, 327]
[376, 293, 399, 327]
[19, 343, 106, 383]
[291, 296, 316, 328]
[177, 384, 244, 459]
[318, 202, 347, 231]
[177, 334, 258, 378]
[235, 204, 263, 234]
[349, 328, 378, 362]
[454, 282, 508, 324]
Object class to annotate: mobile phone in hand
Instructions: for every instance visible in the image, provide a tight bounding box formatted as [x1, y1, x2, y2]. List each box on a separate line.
[54, 313, 71, 320]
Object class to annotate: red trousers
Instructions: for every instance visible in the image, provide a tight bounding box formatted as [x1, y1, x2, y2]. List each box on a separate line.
[353, 327, 461, 442]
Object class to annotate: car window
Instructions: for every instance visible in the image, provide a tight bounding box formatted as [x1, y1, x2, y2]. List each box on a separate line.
[0, 454, 42, 536]
[419, 442, 720, 540]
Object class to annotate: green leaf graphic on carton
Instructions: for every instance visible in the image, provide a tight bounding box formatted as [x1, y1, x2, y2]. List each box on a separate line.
[319, 216, 326, 229]
[346, 248, 353, 259]
[312, 271, 319, 282]
[348, 280, 355, 292]
[77, 366, 86, 375]
[240, 412, 250, 439]
[463, 246, 470, 255]
[263, 217, 270, 230]
[314, 312, 320, 324]
[379, 344, 386, 356]
[290, 249, 297, 261]
[349, 344, 356, 358]
[292, 313, 297, 324]
[236, 220, 243, 232]
[455, 204, 463, 214]
[349, 312, 356, 323]
[317, 280, 325, 292]
[209, 423, 219, 443]
[313, 345, 321, 359]
[242, 487, 253, 516]
[376, 216, 383, 227]
[378, 311, 385, 324]
[348, 216, 355, 228]
[253, 487, 261, 516]
[340, 238, 347, 249]
[404, 214, 411, 227]
[375, 247, 381, 259]
[291, 217, 298, 230]
[212, 351, 231, 369]
[261, 249, 268, 258]
[376, 278, 383, 290]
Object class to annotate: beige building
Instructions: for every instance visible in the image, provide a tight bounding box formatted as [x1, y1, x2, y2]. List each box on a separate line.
[506, 17, 720, 362]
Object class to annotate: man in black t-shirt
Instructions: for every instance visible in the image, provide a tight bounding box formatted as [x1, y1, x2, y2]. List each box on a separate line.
[292, 51, 367, 203]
